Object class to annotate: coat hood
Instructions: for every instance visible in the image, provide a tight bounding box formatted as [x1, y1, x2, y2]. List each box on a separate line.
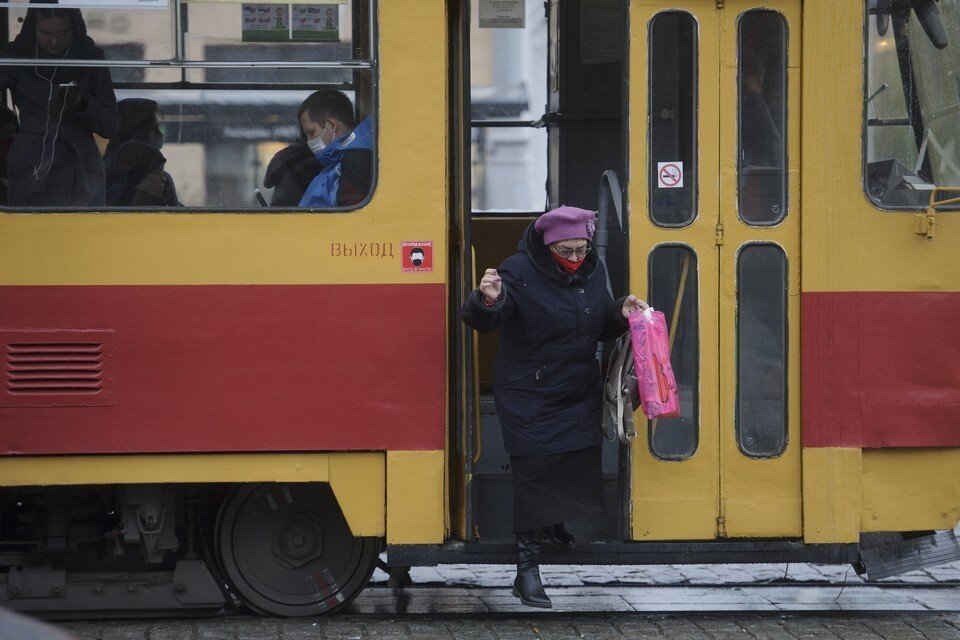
[313, 116, 375, 164]
[519, 220, 600, 287]
[6, 5, 101, 59]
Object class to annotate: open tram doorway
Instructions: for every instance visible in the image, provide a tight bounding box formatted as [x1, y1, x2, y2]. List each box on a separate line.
[451, 0, 629, 547]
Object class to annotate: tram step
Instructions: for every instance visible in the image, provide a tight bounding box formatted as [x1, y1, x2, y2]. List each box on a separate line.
[386, 539, 858, 567]
[858, 530, 960, 581]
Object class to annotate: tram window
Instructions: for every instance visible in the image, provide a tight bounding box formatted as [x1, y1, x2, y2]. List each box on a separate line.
[0, 1, 376, 211]
[737, 10, 787, 225]
[864, 0, 960, 210]
[736, 244, 787, 459]
[648, 245, 699, 461]
[648, 11, 697, 227]
[469, 0, 548, 213]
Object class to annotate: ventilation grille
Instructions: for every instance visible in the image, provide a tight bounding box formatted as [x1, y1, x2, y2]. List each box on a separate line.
[7, 343, 104, 394]
[1, 331, 115, 407]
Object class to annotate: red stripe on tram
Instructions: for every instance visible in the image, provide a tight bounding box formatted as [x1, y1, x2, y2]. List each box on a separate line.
[802, 291, 960, 448]
[0, 284, 446, 455]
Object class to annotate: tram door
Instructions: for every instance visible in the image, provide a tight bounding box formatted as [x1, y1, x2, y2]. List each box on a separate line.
[629, 0, 802, 540]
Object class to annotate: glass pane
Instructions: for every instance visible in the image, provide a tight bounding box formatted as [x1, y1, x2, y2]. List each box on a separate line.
[1, 2, 368, 65]
[3, 4, 175, 63]
[738, 10, 787, 225]
[469, 0, 547, 212]
[648, 11, 697, 226]
[0, 69, 374, 209]
[737, 244, 787, 458]
[648, 246, 699, 460]
[864, 0, 960, 209]
[471, 126, 547, 212]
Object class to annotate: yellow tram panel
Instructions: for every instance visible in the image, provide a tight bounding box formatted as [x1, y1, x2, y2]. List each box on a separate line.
[0, 452, 387, 537]
[0, 0, 449, 289]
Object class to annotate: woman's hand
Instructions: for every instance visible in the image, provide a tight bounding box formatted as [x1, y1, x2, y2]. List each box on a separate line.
[621, 295, 649, 319]
[479, 268, 502, 304]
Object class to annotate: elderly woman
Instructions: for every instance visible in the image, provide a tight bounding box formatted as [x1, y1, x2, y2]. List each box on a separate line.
[460, 206, 647, 608]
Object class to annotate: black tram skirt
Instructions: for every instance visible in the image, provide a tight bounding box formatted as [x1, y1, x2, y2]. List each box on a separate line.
[510, 445, 604, 534]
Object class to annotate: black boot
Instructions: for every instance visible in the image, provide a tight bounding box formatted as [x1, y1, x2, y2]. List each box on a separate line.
[513, 529, 552, 608]
[540, 522, 576, 548]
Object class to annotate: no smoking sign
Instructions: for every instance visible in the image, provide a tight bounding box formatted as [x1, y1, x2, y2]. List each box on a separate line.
[657, 162, 684, 189]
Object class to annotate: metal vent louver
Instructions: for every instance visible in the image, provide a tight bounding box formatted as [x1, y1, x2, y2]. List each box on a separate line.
[0, 331, 115, 407]
[6, 342, 104, 395]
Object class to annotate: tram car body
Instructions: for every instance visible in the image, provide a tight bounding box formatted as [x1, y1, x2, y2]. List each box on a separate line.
[0, 0, 959, 617]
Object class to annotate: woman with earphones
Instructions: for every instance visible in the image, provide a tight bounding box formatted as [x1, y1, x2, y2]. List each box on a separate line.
[0, 5, 119, 207]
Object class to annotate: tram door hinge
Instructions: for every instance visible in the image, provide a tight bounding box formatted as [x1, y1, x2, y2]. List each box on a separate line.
[715, 221, 724, 246]
[716, 515, 727, 538]
[915, 210, 936, 239]
[715, 0, 724, 9]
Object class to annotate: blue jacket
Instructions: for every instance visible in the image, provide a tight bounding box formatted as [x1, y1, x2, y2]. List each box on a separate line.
[461, 222, 628, 457]
[299, 117, 374, 208]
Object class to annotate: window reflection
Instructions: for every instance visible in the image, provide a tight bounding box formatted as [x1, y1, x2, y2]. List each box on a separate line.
[736, 244, 787, 458]
[648, 245, 699, 460]
[738, 10, 787, 225]
[649, 11, 697, 226]
[0, 1, 375, 210]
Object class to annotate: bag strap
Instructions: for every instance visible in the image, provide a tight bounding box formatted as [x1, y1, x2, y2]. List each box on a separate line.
[602, 335, 637, 444]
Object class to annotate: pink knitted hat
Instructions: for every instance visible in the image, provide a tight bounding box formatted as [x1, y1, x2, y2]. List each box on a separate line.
[534, 206, 597, 245]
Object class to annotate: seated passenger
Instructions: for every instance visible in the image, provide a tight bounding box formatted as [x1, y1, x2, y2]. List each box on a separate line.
[0, 7, 119, 207]
[296, 89, 373, 208]
[262, 98, 323, 207]
[104, 99, 180, 206]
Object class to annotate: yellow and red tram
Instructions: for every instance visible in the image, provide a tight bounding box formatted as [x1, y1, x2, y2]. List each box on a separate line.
[0, 0, 959, 617]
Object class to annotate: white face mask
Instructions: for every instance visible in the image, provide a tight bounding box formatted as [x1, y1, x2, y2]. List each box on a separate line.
[307, 124, 332, 154]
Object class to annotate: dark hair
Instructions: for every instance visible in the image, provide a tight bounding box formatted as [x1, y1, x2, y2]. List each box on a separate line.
[296, 89, 357, 137]
[7, 5, 100, 59]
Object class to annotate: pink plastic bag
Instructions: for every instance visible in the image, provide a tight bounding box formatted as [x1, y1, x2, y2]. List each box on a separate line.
[628, 308, 680, 420]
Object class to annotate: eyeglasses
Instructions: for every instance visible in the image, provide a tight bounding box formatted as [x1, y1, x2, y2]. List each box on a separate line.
[553, 245, 591, 259]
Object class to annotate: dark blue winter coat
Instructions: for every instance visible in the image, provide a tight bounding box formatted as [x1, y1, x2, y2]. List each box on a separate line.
[461, 222, 628, 457]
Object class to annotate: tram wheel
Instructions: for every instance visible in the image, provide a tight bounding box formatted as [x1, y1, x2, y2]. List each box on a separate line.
[215, 483, 381, 617]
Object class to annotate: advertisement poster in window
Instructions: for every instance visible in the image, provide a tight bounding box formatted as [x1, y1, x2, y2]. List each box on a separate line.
[293, 4, 340, 42]
[242, 4, 288, 42]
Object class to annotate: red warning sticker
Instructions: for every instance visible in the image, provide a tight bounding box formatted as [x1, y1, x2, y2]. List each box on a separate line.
[401, 241, 433, 272]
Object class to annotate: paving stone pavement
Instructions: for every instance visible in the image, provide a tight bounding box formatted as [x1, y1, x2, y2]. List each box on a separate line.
[55, 613, 960, 640]
[370, 558, 960, 589]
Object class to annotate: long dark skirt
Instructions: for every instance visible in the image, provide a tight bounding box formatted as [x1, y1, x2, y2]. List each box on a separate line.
[510, 445, 604, 533]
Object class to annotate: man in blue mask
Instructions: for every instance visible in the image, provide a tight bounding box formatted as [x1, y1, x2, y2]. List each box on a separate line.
[295, 89, 373, 208]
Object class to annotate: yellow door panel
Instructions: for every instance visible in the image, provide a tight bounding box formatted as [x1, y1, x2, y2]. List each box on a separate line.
[630, 0, 802, 541]
[717, 0, 802, 538]
[630, 1, 721, 541]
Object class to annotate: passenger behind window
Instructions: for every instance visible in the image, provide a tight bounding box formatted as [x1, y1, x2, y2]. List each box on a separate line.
[104, 99, 180, 207]
[0, 106, 18, 205]
[739, 53, 782, 170]
[294, 89, 373, 208]
[262, 98, 323, 207]
[0, 7, 119, 207]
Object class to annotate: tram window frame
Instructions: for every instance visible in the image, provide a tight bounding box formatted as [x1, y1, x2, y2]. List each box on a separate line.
[0, 0, 378, 213]
[647, 10, 699, 228]
[647, 243, 700, 462]
[863, 0, 960, 212]
[735, 241, 788, 460]
[736, 9, 788, 226]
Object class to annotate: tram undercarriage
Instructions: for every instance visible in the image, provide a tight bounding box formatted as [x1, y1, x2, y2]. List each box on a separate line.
[0, 483, 381, 617]
[2, 481, 957, 618]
